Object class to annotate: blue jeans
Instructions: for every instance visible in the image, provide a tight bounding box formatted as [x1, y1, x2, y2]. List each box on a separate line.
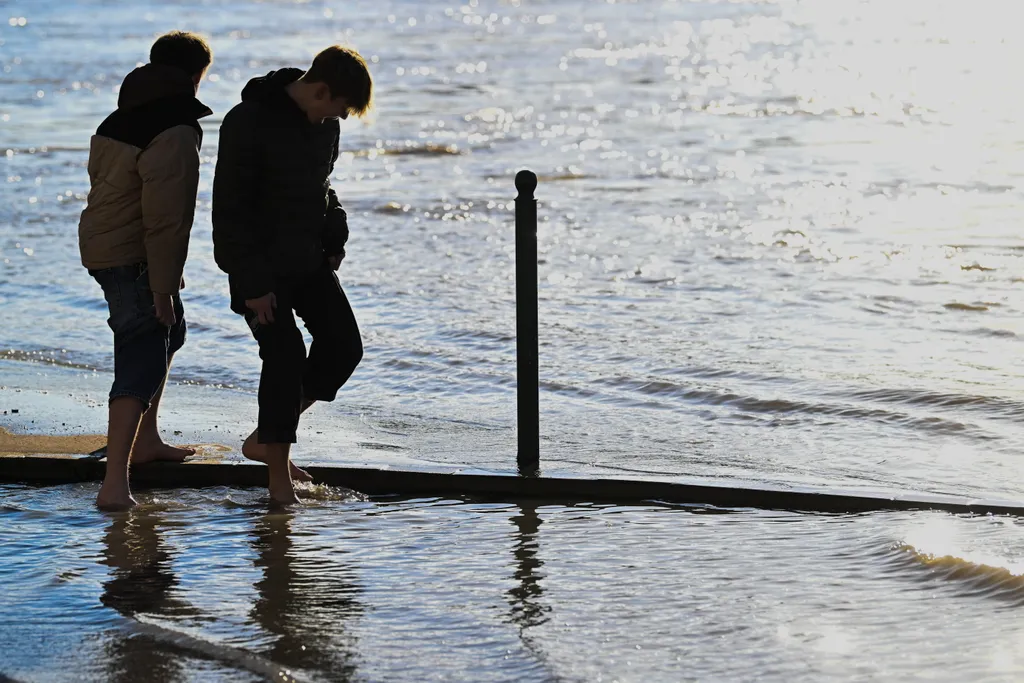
[90, 263, 186, 410]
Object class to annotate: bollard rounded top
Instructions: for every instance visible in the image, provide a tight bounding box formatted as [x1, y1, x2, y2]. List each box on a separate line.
[515, 169, 538, 197]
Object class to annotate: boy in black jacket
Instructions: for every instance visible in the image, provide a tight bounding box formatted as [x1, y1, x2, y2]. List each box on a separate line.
[212, 46, 372, 504]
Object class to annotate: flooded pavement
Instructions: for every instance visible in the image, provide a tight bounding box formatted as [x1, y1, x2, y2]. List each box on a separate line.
[3, 484, 1024, 682]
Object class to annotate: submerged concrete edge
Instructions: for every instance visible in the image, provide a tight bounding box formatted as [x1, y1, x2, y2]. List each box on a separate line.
[1, 455, 1023, 516]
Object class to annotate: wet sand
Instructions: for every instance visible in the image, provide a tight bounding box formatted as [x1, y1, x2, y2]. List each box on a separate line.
[0, 358, 501, 474]
[0, 426, 104, 457]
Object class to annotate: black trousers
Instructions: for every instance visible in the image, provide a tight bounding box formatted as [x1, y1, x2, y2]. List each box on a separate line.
[244, 266, 363, 444]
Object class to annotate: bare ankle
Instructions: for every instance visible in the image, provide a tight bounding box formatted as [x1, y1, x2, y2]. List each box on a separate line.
[97, 478, 136, 510]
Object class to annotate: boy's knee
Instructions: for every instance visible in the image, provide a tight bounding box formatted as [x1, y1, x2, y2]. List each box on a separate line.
[308, 340, 361, 400]
[258, 325, 306, 366]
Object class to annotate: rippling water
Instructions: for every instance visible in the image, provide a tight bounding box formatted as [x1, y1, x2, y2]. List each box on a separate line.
[3, 484, 1024, 682]
[3, 3, 1024, 677]
[4, 0, 1024, 497]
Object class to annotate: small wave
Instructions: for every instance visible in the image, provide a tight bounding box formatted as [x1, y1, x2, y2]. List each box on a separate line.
[0, 348, 96, 372]
[356, 442, 406, 452]
[0, 348, 244, 391]
[751, 135, 797, 149]
[374, 202, 413, 215]
[538, 379, 602, 400]
[535, 172, 594, 182]
[835, 386, 1018, 412]
[423, 84, 487, 95]
[441, 328, 515, 344]
[591, 377, 986, 436]
[944, 302, 997, 312]
[486, 171, 592, 183]
[892, 542, 1024, 604]
[862, 294, 916, 314]
[658, 365, 795, 385]
[967, 327, 1016, 338]
[295, 482, 366, 502]
[0, 506, 53, 521]
[356, 142, 462, 157]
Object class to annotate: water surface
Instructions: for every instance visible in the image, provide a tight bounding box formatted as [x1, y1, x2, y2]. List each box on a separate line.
[3, 0, 1024, 497]
[3, 484, 1024, 681]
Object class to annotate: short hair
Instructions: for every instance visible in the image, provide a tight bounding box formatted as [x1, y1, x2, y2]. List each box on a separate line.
[304, 46, 373, 117]
[150, 31, 213, 77]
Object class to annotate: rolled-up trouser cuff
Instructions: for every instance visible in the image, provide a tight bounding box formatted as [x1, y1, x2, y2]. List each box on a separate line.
[256, 428, 297, 445]
[108, 391, 151, 411]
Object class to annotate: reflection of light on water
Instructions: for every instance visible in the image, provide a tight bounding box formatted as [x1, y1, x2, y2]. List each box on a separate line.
[788, 0, 1024, 125]
[900, 516, 1024, 580]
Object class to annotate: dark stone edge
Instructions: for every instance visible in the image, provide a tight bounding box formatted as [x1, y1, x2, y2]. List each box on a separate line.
[2, 455, 1023, 516]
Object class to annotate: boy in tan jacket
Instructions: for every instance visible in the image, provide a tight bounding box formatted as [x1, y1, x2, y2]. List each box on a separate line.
[79, 31, 212, 510]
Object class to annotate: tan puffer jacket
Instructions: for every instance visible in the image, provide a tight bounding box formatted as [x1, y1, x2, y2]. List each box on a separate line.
[79, 63, 212, 294]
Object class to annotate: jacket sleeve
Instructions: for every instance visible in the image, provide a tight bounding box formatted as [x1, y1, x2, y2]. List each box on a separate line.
[212, 105, 274, 301]
[322, 129, 349, 257]
[137, 125, 201, 294]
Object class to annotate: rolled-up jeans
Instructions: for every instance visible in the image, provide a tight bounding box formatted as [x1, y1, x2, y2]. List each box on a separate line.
[89, 263, 186, 410]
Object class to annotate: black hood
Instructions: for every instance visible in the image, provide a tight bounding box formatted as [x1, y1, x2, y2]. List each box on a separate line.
[117, 63, 211, 118]
[241, 68, 304, 104]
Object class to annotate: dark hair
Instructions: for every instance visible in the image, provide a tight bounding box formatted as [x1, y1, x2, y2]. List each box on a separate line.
[149, 31, 213, 76]
[303, 46, 373, 117]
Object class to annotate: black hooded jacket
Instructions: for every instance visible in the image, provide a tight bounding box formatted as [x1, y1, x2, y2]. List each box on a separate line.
[212, 68, 348, 311]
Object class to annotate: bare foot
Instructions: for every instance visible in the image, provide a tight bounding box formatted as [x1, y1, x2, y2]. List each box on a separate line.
[131, 438, 195, 464]
[261, 442, 300, 506]
[97, 481, 138, 511]
[290, 463, 313, 483]
[242, 430, 313, 482]
[269, 487, 301, 506]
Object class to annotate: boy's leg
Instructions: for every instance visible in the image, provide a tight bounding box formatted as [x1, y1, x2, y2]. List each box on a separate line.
[242, 398, 314, 482]
[294, 267, 363, 405]
[132, 295, 195, 463]
[263, 442, 299, 505]
[131, 372, 193, 462]
[97, 397, 145, 510]
[242, 294, 305, 504]
[93, 265, 177, 510]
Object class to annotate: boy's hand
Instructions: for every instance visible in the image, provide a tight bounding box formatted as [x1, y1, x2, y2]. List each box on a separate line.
[246, 293, 277, 325]
[327, 250, 345, 271]
[154, 293, 177, 327]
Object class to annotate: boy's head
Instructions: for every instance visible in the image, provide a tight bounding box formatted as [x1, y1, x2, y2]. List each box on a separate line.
[297, 46, 373, 122]
[150, 31, 213, 91]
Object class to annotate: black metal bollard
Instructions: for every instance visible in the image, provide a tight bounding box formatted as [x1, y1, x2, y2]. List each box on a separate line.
[515, 170, 540, 474]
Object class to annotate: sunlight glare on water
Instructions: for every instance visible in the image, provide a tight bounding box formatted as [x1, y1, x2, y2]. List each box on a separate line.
[3, 0, 1024, 490]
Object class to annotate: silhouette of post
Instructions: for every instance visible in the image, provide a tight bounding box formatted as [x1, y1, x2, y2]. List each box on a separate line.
[515, 170, 539, 473]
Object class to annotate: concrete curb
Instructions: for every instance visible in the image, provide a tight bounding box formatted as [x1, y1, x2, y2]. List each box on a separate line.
[2, 455, 1023, 515]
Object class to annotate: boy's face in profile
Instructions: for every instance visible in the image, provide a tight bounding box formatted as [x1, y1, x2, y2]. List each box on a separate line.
[307, 83, 351, 123]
